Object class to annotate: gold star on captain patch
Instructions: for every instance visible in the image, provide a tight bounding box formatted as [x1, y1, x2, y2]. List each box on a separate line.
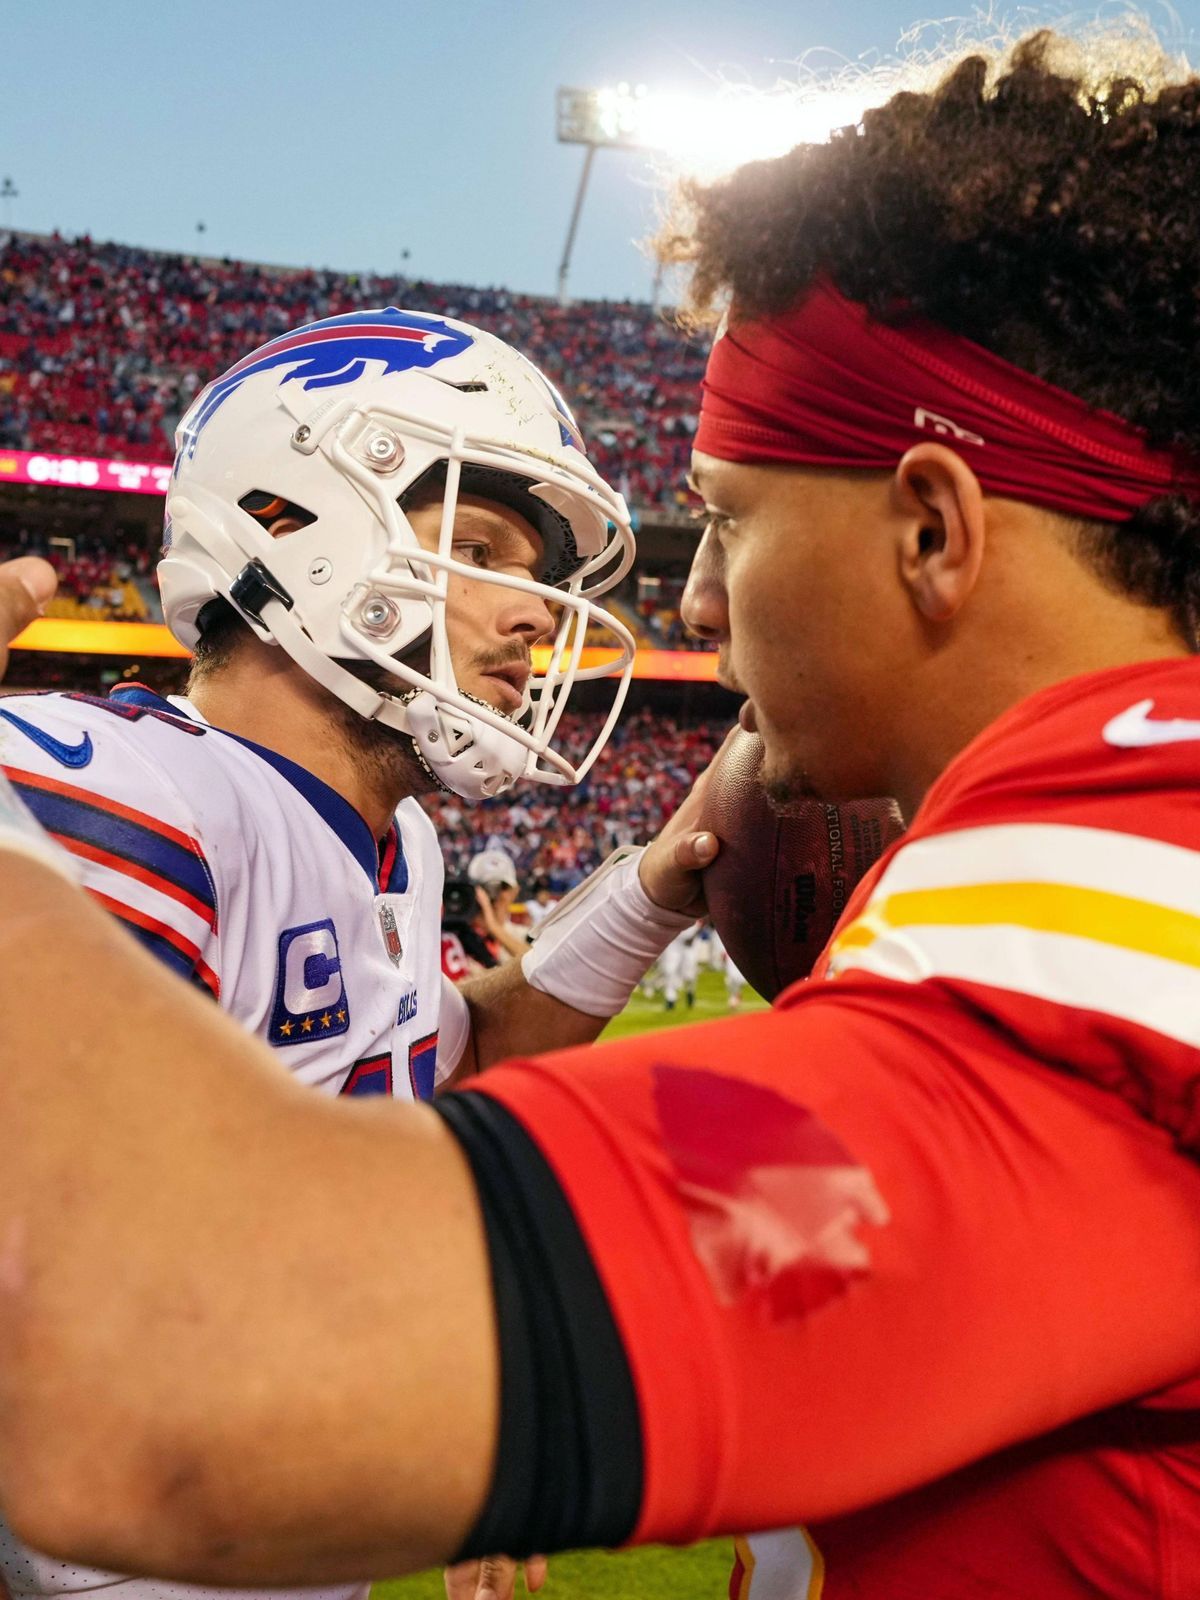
[320, 1012, 332, 1029]
[301, 1016, 314, 1034]
[337, 1008, 347, 1024]
[279, 1019, 294, 1037]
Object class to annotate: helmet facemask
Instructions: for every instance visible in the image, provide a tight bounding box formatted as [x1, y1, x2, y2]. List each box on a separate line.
[160, 310, 638, 801]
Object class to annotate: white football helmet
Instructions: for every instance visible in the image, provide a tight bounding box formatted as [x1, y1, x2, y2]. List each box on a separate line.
[159, 307, 637, 799]
[467, 849, 519, 890]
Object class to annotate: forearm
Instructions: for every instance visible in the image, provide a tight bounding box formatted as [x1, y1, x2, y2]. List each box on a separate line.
[494, 924, 530, 960]
[459, 958, 607, 1072]
[0, 854, 497, 1584]
[457, 851, 692, 1077]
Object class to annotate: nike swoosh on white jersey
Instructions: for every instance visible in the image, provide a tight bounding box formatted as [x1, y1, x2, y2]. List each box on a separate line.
[1102, 698, 1200, 747]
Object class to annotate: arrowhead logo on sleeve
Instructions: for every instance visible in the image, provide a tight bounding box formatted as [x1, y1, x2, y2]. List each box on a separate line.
[269, 918, 351, 1047]
[652, 1065, 890, 1319]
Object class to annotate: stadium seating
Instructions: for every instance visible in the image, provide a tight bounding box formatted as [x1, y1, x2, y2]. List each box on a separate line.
[0, 523, 155, 621]
[0, 231, 707, 513]
[426, 705, 726, 890]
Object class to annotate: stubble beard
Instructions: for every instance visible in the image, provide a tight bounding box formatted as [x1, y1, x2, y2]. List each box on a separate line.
[333, 641, 531, 800]
[757, 736, 842, 813]
[759, 764, 823, 813]
[326, 682, 436, 798]
[328, 654, 437, 797]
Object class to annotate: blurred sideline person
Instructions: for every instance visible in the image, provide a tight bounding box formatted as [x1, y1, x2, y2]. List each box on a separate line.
[658, 922, 700, 1010]
[0, 313, 711, 1600]
[522, 882, 559, 931]
[6, 25, 1200, 1600]
[723, 956, 745, 1011]
[709, 928, 746, 1011]
[466, 850, 528, 961]
[440, 876, 495, 981]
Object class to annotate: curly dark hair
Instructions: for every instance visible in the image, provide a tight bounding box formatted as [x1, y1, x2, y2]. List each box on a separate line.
[660, 29, 1200, 642]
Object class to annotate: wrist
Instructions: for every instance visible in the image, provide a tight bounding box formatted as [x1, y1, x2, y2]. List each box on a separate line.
[521, 850, 692, 1018]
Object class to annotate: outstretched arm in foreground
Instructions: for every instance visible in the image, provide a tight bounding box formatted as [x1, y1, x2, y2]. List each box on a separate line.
[4, 562, 1200, 1594]
[9, 828, 1200, 1589]
[0, 848, 499, 1585]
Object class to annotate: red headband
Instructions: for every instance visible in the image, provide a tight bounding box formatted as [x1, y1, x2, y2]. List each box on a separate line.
[695, 279, 1200, 522]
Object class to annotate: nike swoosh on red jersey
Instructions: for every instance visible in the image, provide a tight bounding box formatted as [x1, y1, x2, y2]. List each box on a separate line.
[1102, 698, 1200, 748]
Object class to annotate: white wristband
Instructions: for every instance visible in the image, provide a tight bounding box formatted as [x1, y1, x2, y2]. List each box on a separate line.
[0, 769, 81, 884]
[521, 847, 693, 1018]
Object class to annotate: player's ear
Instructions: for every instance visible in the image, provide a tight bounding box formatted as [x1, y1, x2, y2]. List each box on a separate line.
[890, 443, 987, 623]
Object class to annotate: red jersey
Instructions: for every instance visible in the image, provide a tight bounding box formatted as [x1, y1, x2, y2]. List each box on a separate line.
[441, 931, 472, 982]
[473, 658, 1200, 1597]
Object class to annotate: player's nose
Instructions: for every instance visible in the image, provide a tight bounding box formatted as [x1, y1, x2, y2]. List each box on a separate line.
[681, 526, 729, 643]
[497, 587, 556, 643]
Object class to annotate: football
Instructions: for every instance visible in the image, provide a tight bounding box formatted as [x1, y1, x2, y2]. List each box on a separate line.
[702, 729, 905, 1000]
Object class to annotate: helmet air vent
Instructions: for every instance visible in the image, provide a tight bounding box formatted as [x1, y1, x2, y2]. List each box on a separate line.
[427, 376, 490, 394]
[238, 491, 317, 532]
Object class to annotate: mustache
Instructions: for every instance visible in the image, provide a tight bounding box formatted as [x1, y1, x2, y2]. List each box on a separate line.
[472, 642, 533, 675]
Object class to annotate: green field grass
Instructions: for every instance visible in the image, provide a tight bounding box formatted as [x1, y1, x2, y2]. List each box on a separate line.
[374, 1537, 735, 1600]
[376, 969, 763, 1600]
[600, 967, 768, 1042]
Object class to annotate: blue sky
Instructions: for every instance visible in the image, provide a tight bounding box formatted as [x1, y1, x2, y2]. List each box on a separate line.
[5, 0, 1199, 303]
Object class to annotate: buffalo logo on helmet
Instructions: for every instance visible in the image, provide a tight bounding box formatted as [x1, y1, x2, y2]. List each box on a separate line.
[175, 308, 476, 466]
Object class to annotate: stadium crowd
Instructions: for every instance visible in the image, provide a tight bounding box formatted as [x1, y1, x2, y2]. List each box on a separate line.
[0, 230, 706, 513]
[425, 706, 725, 891]
[0, 519, 153, 621]
[634, 572, 714, 649]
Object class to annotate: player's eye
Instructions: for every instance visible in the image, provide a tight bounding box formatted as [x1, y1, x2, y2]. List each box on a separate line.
[691, 507, 734, 539]
[454, 541, 491, 569]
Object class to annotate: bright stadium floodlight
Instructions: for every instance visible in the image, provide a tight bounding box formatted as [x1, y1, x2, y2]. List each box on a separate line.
[554, 80, 873, 304]
[633, 85, 871, 172]
[556, 83, 657, 307]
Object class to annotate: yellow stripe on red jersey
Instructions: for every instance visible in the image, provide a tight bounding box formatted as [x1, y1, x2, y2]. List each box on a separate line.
[472, 655, 1200, 1597]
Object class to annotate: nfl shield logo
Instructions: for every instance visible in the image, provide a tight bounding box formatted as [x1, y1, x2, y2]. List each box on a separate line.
[379, 903, 403, 965]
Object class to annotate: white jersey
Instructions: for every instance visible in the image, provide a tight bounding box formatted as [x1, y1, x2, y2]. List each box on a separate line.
[709, 929, 746, 992]
[0, 684, 468, 1600]
[659, 923, 701, 985]
[524, 895, 559, 929]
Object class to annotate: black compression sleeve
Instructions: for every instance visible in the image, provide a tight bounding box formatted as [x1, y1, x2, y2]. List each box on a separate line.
[434, 1089, 643, 1558]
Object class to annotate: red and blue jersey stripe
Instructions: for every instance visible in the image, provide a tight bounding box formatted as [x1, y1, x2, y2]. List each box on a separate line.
[4, 765, 219, 997]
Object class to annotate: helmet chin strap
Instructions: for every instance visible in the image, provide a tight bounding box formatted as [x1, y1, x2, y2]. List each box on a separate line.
[401, 688, 532, 800]
[254, 596, 539, 801]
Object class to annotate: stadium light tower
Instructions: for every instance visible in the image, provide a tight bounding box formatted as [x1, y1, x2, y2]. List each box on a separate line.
[555, 81, 873, 307]
[555, 83, 654, 307]
[1, 177, 18, 231]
